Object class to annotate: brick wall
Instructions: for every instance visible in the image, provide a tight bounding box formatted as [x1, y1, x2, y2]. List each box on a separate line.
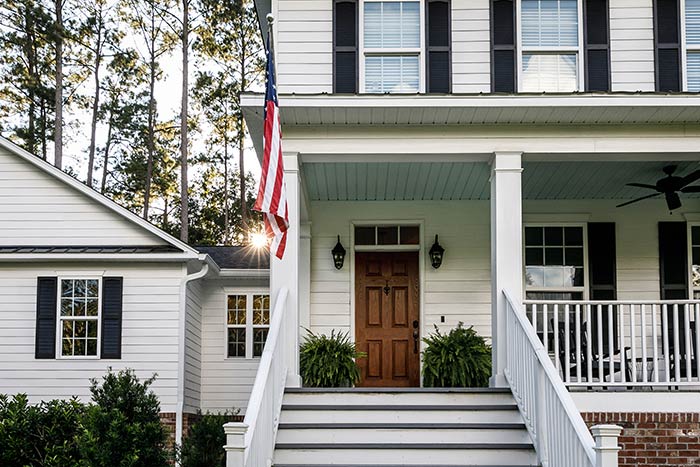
[582, 412, 700, 467]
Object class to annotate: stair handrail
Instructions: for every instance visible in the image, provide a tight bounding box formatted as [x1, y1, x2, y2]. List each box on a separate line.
[503, 289, 600, 467]
[225, 287, 289, 467]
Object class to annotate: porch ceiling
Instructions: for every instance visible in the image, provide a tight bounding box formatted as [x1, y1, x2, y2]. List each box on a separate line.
[302, 161, 700, 201]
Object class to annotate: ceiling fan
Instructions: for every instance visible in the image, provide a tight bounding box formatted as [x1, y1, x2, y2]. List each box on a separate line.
[617, 165, 700, 210]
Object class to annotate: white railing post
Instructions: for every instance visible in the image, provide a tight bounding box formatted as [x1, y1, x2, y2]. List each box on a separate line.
[591, 425, 623, 467]
[224, 422, 248, 467]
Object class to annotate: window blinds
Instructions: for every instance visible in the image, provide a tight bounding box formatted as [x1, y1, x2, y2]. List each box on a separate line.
[364, 2, 420, 48]
[686, 0, 700, 91]
[521, 53, 578, 91]
[365, 55, 420, 92]
[521, 0, 578, 47]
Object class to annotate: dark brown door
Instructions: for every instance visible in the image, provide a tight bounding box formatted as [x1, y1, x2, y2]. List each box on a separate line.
[355, 252, 420, 387]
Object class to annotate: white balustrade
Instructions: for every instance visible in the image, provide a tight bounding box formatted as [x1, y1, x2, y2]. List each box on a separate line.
[524, 300, 700, 387]
[225, 287, 290, 467]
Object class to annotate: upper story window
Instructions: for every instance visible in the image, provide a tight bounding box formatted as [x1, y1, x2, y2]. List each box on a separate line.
[685, 0, 700, 91]
[520, 0, 582, 92]
[333, 0, 450, 94]
[59, 279, 100, 357]
[361, 0, 423, 92]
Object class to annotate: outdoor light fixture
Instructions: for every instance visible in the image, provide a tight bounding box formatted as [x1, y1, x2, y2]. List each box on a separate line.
[429, 235, 445, 269]
[331, 235, 346, 270]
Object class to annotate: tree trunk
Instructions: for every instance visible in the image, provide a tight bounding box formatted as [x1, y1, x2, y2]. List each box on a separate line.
[100, 109, 113, 193]
[143, 20, 157, 220]
[40, 100, 47, 161]
[24, 10, 37, 155]
[86, 21, 103, 189]
[53, 0, 63, 169]
[179, 0, 189, 242]
[223, 130, 230, 244]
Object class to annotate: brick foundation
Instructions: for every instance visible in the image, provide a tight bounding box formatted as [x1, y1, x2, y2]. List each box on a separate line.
[159, 412, 244, 446]
[582, 412, 700, 466]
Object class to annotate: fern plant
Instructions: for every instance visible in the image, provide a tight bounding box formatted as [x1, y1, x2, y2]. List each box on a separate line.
[422, 323, 491, 388]
[299, 330, 366, 388]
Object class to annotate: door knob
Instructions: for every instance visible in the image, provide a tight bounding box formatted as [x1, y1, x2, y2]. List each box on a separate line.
[412, 328, 419, 353]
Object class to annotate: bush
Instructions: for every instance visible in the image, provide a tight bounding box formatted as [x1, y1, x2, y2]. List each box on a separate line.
[0, 393, 85, 467]
[179, 412, 238, 467]
[78, 368, 171, 467]
[300, 330, 366, 387]
[422, 323, 491, 388]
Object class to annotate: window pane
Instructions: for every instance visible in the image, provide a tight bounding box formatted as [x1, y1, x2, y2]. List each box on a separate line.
[365, 55, 419, 93]
[564, 227, 583, 246]
[364, 1, 420, 48]
[86, 339, 97, 356]
[61, 280, 73, 297]
[74, 339, 86, 356]
[522, 0, 578, 47]
[526, 266, 545, 287]
[74, 299, 86, 317]
[525, 227, 544, 246]
[61, 299, 73, 316]
[687, 52, 700, 92]
[227, 328, 246, 357]
[62, 339, 73, 356]
[75, 320, 87, 338]
[62, 321, 73, 338]
[687, 0, 700, 45]
[253, 295, 270, 325]
[526, 247, 544, 266]
[253, 328, 269, 357]
[544, 227, 563, 246]
[87, 280, 99, 297]
[227, 295, 246, 325]
[377, 226, 399, 245]
[522, 53, 578, 92]
[87, 321, 97, 338]
[355, 226, 376, 245]
[400, 226, 420, 245]
[692, 226, 700, 245]
[565, 247, 583, 267]
[86, 299, 98, 317]
[74, 280, 87, 297]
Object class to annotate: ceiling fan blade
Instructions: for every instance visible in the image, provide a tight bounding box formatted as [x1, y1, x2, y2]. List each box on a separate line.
[665, 191, 682, 210]
[681, 185, 700, 193]
[616, 193, 661, 208]
[681, 169, 700, 187]
[626, 183, 658, 190]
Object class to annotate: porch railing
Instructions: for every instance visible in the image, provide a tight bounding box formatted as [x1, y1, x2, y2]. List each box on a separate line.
[505, 290, 599, 467]
[224, 287, 289, 467]
[524, 300, 700, 387]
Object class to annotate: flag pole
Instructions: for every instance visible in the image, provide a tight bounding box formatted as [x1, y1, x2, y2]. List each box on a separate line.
[266, 14, 277, 81]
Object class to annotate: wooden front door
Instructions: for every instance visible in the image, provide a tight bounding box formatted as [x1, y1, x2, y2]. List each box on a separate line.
[355, 252, 420, 387]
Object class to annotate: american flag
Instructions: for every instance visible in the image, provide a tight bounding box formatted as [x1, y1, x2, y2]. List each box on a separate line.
[254, 31, 288, 259]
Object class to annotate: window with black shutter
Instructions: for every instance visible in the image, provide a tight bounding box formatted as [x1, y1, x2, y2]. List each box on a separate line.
[491, 0, 516, 93]
[583, 0, 610, 92]
[101, 277, 123, 359]
[35, 277, 58, 359]
[426, 0, 451, 93]
[659, 222, 689, 299]
[334, 0, 358, 93]
[587, 222, 618, 354]
[653, 0, 682, 92]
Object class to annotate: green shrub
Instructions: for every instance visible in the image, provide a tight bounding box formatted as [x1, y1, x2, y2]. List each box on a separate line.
[300, 330, 366, 387]
[78, 368, 171, 467]
[422, 323, 491, 388]
[179, 411, 238, 467]
[0, 393, 85, 467]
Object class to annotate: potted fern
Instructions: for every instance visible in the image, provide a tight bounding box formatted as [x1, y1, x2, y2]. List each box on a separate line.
[422, 323, 491, 388]
[299, 330, 366, 387]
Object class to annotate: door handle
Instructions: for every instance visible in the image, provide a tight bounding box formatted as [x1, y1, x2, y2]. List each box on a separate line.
[412, 328, 419, 353]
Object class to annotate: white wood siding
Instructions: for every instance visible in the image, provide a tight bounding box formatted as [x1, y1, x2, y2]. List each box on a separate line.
[276, 0, 333, 94]
[308, 199, 691, 343]
[0, 262, 184, 412]
[608, 0, 656, 92]
[451, 0, 491, 93]
[0, 146, 164, 246]
[184, 280, 203, 414]
[200, 278, 269, 414]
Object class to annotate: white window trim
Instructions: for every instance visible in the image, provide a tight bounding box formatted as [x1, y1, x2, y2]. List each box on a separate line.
[523, 223, 589, 300]
[516, 0, 585, 92]
[224, 288, 271, 360]
[358, 0, 427, 93]
[681, 0, 700, 91]
[55, 277, 102, 359]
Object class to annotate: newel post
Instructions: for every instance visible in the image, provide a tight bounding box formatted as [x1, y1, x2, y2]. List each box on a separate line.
[591, 424, 623, 467]
[223, 422, 248, 467]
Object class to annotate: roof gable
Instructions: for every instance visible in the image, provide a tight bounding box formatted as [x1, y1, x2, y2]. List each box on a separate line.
[0, 137, 197, 255]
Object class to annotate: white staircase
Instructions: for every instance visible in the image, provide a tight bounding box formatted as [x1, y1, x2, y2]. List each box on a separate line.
[273, 388, 539, 467]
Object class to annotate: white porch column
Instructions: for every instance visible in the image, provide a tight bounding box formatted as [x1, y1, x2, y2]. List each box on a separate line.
[271, 152, 301, 387]
[299, 222, 312, 333]
[490, 151, 523, 388]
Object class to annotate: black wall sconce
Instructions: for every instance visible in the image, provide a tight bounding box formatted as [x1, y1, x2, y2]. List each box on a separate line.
[332, 235, 346, 270]
[429, 234, 445, 269]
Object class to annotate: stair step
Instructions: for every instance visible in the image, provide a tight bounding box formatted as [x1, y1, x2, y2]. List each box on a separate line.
[279, 408, 523, 424]
[273, 447, 538, 465]
[275, 443, 533, 450]
[275, 465, 539, 467]
[281, 404, 518, 411]
[278, 423, 526, 429]
[276, 427, 532, 444]
[283, 391, 516, 406]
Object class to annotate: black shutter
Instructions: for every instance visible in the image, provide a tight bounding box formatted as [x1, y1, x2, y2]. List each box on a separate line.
[334, 0, 358, 93]
[583, 0, 610, 91]
[35, 277, 58, 359]
[659, 222, 688, 299]
[426, 0, 451, 93]
[491, 0, 516, 93]
[653, 0, 682, 92]
[101, 277, 123, 359]
[587, 223, 618, 353]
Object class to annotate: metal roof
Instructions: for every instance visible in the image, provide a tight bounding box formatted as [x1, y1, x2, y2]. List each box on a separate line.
[0, 245, 183, 254]
[195, 246, 270, 270]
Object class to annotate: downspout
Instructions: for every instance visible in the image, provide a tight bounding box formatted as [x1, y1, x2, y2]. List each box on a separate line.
[176, 258, 210, 449]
